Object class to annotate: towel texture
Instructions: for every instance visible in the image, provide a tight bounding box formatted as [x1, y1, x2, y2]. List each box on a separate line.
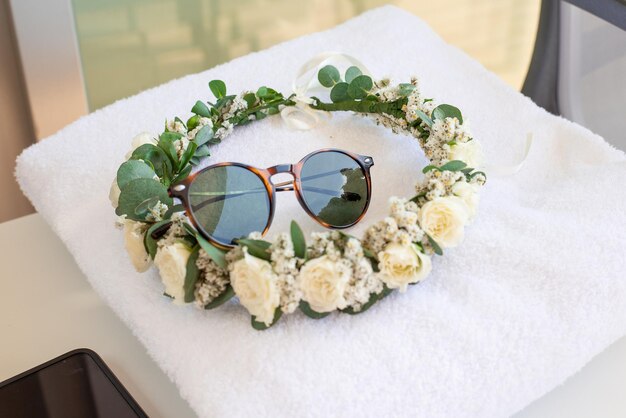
[16, 6, 626, 417]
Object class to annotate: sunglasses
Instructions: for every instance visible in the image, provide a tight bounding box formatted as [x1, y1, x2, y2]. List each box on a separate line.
[169, 148, 374, 248]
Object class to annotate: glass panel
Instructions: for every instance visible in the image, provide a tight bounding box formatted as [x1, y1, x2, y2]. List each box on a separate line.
[71, 0, 540, 110]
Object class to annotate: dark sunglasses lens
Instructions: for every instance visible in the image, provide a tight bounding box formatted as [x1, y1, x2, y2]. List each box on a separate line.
[300, 151, 369, 227]
[188, 166, 270, 245]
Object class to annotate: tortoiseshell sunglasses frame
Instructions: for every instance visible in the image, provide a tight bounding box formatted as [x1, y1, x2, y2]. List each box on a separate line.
[168, 148, 374, 249]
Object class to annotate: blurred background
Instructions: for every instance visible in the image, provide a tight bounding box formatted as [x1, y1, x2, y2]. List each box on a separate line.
[1, 0, 543, 222]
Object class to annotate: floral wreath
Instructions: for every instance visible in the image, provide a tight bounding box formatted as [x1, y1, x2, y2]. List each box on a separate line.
[110, 57, 486, 330]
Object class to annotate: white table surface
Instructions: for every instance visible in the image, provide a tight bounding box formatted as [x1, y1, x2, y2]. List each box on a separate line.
[1, 213, 625, 418]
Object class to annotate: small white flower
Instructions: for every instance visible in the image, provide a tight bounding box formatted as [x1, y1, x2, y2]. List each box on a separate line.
[418, 196, 470, 248]
[154, 242, 192, 304]
[230, 251, 280, 325]
[449, 139, 483, 168]
[123, 219, 151, 272]
[378, 243, 432, 292]
[109, 179, 121, 208]
[451, 181, 480, 220]
[299, 255, 350, 313]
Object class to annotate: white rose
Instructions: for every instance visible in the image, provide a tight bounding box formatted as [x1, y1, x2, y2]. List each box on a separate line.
[123, 219, 152, 272]
[125, 132, 158, 159]
[230, 251, 280, 325]
[451, 181, 480, 220]
[378, 243, 432, 292]
[109, 179, 121, 208]
[299, 255, 349, 313]
[449, 139, 483, 168]
[418, 196, 470, 248]
[154, 242, 191, 305]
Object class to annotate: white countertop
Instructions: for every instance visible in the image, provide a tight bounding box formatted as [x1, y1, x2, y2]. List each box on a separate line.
[1, 214, 625, 417]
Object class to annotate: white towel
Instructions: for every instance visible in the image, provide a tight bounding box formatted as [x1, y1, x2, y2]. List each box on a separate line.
[15, 6, 626, 417]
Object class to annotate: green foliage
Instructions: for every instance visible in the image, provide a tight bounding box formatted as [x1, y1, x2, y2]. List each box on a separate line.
[129, 144, 172, 179]
[344, 66, 362, 83]
[415, 110, 433, 127]
[209, 80, 227, 99]
[330, 82, 350, 103]
[251, 308, 283, 330]
[236, 238, 272, 261]
[187, 115, 200, 130]
[116, 160, 155, 189]
[398, 83, 416, 97]
[341, 285, 392, 315]
[299, 301, 330, 319]
[184, 247, 201, 303]
[195, 233, 227, 269]
[194, 125, 214, 147]
[204, 286, 235, 309]
[178, 142, 197, 171]
[290, 220, 306, 259]
[347, 75, 373, 99]
[432, 104, 463, 124]
[194, 144, 211, 157]
[144, 220, 173, 259]
[191, 100, 211, 117]
[115, 178, 172, 221]
[426, 234, 443, 256]
[422, 160, 467, 174]
[317, 65, 341, 87]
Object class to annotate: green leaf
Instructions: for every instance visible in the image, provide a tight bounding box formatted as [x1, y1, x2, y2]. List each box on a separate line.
[204, 285, 235, 309]
[172, 165, 192, 184]
[129, 144, 172, 178]
[236, 238, 271, 261]
[144, 220, 172, 259]
[398, 83, 416, 97]
[362, 247, 379, 272]
[115, 178, 173, 221]
[178, 142, 197, 171]
[439, 160, 467, 172]
[243, 92, 257, 108]
[426, 234, 443, 256]
[415, 110, 433, 127]
[116, 160, 155, 189]
[347, 75, 373, 100]
[422, 164, 439, 174]
[317, 65, 341, 87]
[191, 100, 211, 117]
[174, 116, 186, 129]
[184, 246, 201, 303]
[299, 301, 330, 319]
[195, 233, 227, 269]
[432, 104, 463, 124]
[158, 132, 181, 167]
[164, 203, 185, 218]
[341, 285, 391, 315]
[344, 66, 362, 83]
[194, 125, 214, 147]
[255, 111, 267, 120]
[209, 80, 227, 99]
[194, 144, 210, 157]
[290, 221, 306, 259]
[251, 308, 282, 330]
[187, 115, 200, 130]
[134, 196, 160, 216]
[256, 86, 269, 98]
[330, 82, 350, 103]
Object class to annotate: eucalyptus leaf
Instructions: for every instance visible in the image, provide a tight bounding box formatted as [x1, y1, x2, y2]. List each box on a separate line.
[187, 115, 200, 130]
[256, 86, 269, 98]
[184, 246, 201, 303]
[194, 145, 211, 157]
[426, 234, 443, 256]
[144, 219, 172, 259]
[194, 125, 214, 147]
[439, 160, 467, 172]
[345, 66, 362, 83]
[116, 178, 172, 221]
[179, 141, 197, 170]
[191, 100, 211, 118]
[164, 203, 185, 218]
[398, 83, 416, 97]
[209, 80, 227, 99]
[196, 234, 227, 269]
[317, 65, 341, 87]
[290, 220, 306, 259]
[236, 238, 271, 261]
[341, 290, 380, 315]
[172, 165, 192, 184]
[422, 164, 438, 174]
[157, 133, 180, 167]
[134, 196, 160, 216]
[432, 104, 463, 124]
[129, 144, 172, 178]
[347, 75, 373, 100]
[116, 160, 155, 189]
[299, 301, 330, 319]
[243, 92, 257, 108]
[330, 82, 349, 103]
[415, 110, 433, 127]
[204, 285, 235, 309]
[251, 308, 282, 330]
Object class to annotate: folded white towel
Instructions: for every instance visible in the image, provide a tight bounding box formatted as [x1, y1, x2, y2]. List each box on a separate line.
[16, 6, 626, 417]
